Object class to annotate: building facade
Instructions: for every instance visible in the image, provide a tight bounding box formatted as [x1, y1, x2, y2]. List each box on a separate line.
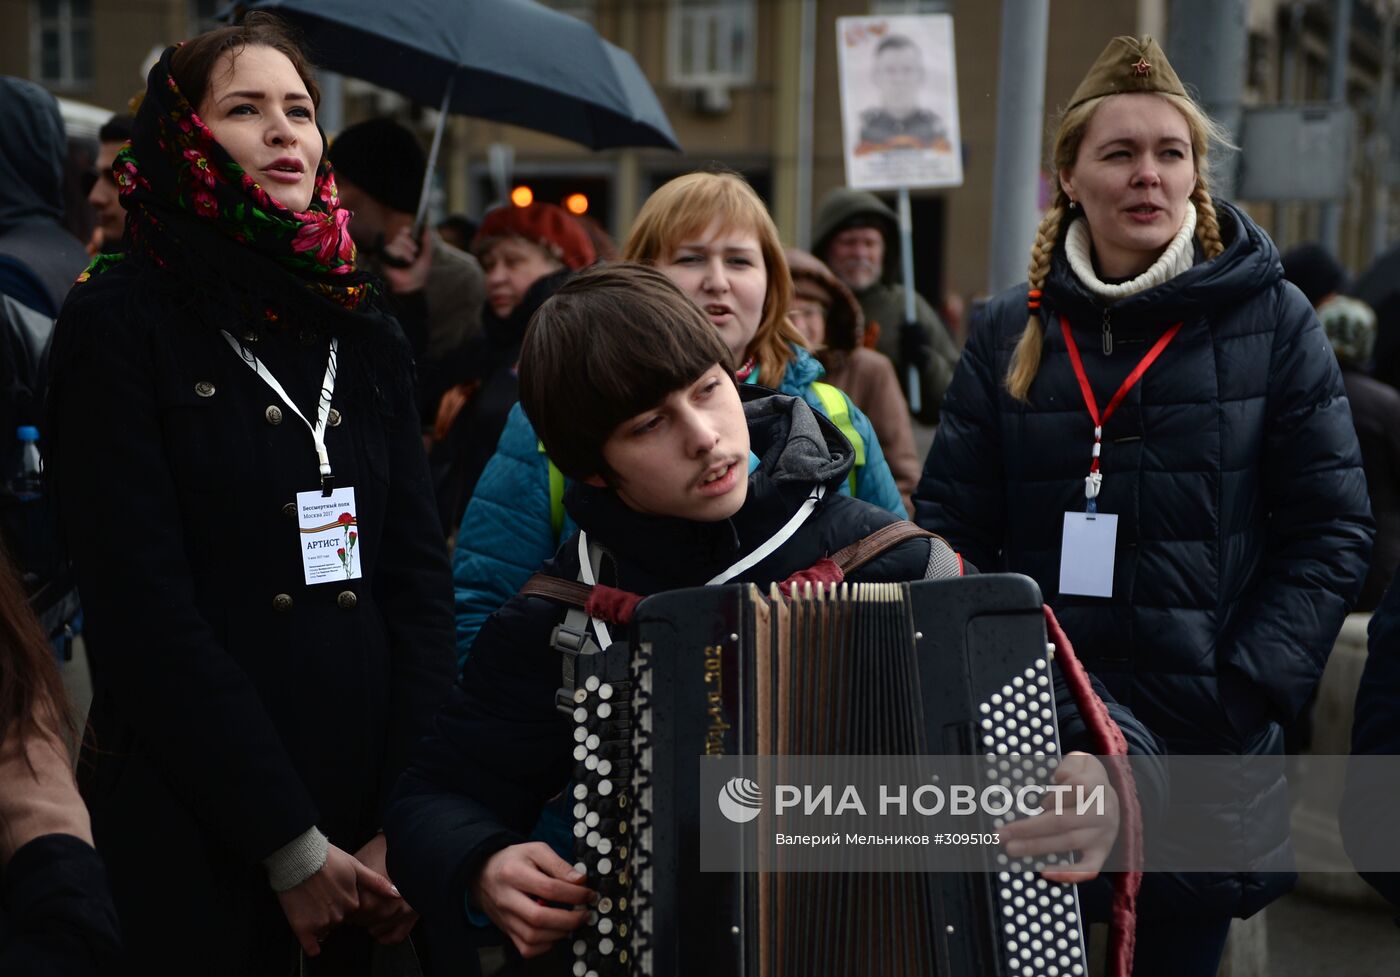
[3, 0, 1397, 301]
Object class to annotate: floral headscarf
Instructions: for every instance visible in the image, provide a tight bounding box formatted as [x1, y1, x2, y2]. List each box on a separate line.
[80, 45, 373, 312]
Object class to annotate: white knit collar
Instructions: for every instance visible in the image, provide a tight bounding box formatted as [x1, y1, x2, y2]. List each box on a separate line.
[1064, 205, 1197, 302]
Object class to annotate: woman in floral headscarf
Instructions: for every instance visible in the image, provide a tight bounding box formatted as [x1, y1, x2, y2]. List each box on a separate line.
[47, 15, 454, 974]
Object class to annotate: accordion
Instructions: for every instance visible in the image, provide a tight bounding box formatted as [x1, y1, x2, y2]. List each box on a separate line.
[559, 573, 1091, 977]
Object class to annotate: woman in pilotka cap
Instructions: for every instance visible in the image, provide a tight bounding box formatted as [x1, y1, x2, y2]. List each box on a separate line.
[913, 36, 1373, 975]
[47, 14, 455, 973]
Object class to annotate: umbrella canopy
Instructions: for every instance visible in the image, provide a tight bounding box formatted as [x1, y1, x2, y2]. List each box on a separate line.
[232, 0, 679, 152]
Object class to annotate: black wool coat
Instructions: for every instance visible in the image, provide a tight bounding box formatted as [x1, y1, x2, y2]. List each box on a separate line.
[385, 392, 1164, 959]
[0, 835, 121, 977]
[48, 263, 456, 967]
[915, 203, 1374, 916]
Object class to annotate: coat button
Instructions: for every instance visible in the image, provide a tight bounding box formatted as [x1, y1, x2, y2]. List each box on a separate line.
[265, 405, 283, 425]
[328, 408, 342, 427]
[272, 593, 293, 612]
[282, 502, 296, 519]
[195, 381, 216, 398]
[336, 590, 357, 610]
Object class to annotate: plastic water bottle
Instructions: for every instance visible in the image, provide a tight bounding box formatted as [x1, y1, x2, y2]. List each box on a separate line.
[9, 426, 42, 501]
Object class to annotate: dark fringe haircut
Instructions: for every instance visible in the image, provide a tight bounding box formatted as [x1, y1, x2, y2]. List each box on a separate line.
[519, 263, 734, 482]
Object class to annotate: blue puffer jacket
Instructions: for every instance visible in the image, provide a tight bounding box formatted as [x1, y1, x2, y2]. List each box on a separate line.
[914, 203, 1374, 917]
[452, 344, 905, 662]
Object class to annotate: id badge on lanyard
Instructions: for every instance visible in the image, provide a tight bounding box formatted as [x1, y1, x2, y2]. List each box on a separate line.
[1056, 315, 1181, 598]
[220, 331, 363, 586]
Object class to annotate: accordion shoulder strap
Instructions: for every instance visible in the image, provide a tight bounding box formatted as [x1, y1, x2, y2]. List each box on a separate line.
[520, 574, 594, 608]
[519, 520, 955, 611]
[828, 520, 941, 576]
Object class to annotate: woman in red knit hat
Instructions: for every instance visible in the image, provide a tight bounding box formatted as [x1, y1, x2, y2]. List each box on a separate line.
[428, 201, 595, 533]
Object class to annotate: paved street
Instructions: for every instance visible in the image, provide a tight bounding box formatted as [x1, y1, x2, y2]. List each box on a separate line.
[1267, 888, 1398, 975]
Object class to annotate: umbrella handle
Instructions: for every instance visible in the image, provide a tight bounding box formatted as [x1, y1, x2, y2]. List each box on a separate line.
[413, 75, 456, 240]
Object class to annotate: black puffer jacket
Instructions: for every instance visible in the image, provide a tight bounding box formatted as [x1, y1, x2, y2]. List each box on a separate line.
[387, 390, 1164, 955]
[914, 203, 1374, 916]
[1340, 574, 1400, 909]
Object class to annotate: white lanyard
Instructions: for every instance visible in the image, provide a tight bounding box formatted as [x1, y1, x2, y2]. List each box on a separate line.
[574, 483, 827, 650]
[704, 484, 825, 585]
[577, 531, 614, 651]
[220, 330, 340, 495]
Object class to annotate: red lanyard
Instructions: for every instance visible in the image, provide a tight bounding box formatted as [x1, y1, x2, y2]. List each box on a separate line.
[1060, 314, 1182, 511]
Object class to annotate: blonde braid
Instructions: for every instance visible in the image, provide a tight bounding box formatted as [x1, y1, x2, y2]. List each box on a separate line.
[1006, 197, 1069, 401]
[1191, 179, 1225, 259]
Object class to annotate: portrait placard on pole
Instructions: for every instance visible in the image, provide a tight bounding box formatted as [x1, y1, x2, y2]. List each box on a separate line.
[836, 14, 964, 191]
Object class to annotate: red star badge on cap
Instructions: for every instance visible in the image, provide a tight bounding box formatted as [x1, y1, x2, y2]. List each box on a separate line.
[1133, 56, 1152, 76]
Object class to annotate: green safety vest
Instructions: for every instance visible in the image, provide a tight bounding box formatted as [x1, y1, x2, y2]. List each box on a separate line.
[540, 381, 864, 539]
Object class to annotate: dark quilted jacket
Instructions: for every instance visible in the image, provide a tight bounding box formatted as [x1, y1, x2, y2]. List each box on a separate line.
[915, 202, 1374, 916]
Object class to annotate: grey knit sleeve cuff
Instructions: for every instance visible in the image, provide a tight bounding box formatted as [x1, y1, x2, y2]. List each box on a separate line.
[262, 826, 329, 893]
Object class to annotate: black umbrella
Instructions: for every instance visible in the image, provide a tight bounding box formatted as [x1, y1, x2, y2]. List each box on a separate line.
[231, 0, 680, 228]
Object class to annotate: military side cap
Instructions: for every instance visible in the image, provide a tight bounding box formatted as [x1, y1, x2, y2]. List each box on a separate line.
[1067, 36, 1187, 111]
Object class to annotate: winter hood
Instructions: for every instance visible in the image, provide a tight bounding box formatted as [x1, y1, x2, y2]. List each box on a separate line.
[0, 77, 68, 230]
[812, 187, 898, 279]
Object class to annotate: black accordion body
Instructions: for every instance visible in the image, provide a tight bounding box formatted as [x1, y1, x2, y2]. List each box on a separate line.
[561, 574, 1089, 977]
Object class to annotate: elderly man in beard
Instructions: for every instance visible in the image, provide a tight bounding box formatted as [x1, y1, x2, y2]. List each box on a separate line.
[812, 187, 959, 425]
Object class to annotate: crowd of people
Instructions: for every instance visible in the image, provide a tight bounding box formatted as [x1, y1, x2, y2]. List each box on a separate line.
[0, 16, 1398, 977]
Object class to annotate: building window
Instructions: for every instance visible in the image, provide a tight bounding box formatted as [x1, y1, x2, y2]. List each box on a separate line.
[669, 0, 756, 90]
[31, 0, 93, 89]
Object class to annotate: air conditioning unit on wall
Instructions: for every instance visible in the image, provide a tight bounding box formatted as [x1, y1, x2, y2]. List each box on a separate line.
[668, 0, 754, 116]
[686, 84, 733, 116]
